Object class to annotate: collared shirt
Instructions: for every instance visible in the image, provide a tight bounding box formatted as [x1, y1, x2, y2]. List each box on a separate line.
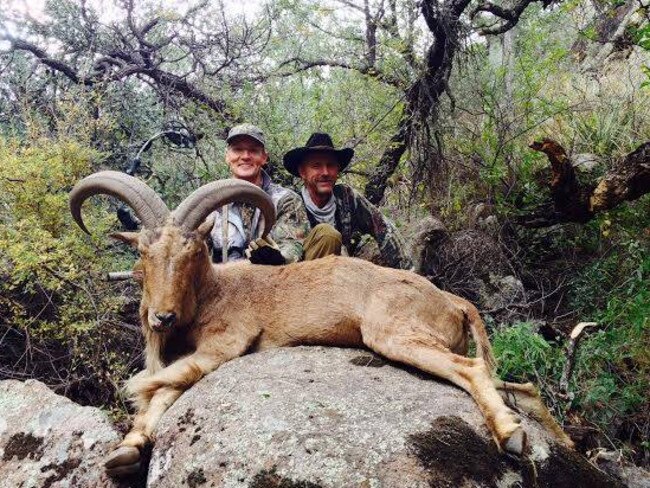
[209, 171, 309, 264]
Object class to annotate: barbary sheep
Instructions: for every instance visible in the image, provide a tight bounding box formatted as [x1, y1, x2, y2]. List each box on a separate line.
[69, 171, 573, 477]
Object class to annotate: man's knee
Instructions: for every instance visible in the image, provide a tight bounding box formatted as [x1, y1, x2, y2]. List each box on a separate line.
[304, 223, 342, 260]
[312, 223, 342, 241]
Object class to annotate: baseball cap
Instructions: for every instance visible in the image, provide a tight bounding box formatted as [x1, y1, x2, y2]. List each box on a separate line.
[226, 124, 265, 147]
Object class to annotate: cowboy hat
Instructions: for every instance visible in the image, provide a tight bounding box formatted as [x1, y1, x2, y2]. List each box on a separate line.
[283, 133, 354, 177]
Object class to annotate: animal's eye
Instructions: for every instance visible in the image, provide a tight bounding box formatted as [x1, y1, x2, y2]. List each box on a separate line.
[183, 239, 199, 252]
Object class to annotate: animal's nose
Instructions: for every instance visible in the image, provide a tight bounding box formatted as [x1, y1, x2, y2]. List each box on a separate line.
[155, 312, 176, 326]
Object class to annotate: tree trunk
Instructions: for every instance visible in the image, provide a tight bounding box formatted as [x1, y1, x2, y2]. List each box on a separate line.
[363, 0, 469, 204]
[364, 114, 411, 204]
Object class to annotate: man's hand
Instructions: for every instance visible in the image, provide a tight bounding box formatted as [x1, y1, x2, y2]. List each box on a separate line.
[246, 236, 286, 265]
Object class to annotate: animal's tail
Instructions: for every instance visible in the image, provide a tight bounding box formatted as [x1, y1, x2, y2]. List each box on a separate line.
[443, 291, 497, 376]
[464, 304, 497, 375]
[443, 291, 497, 375]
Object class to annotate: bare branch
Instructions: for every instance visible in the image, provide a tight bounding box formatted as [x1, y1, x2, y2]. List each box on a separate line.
[559, 322, 598, 396]
[334, 0, 365, 13]
[472, 0, 554, 35]
[268, 57, 404, 87]
[4, 35, 86, 85]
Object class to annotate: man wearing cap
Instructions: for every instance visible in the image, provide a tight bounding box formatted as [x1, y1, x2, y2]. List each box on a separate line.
[283, 132, 412, 270]
[209, 124, 309, 265]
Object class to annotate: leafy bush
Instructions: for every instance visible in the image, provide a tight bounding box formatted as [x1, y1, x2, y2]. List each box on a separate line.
[492, 322, 564, 384]
[0, 137, 142, 410]
[491, 322, 566, 421]
[570, 226, 649, 461]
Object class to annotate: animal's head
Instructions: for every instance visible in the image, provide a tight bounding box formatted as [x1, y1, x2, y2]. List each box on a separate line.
[69, 171, 275, 332]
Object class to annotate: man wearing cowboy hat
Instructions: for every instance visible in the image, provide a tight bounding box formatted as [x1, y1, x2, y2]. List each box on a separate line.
[209, 123, 309, 265]
[283, 132, 412, 269]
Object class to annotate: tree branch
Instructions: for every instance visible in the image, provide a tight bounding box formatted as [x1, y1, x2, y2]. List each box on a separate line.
[472, 0, 555, 35]
[3, 35, 237, 120]
[4, 36, 86, 85]
[560, 322, 598, 396]
[590, 142, 650, 212]
[268, 57, 404, 87]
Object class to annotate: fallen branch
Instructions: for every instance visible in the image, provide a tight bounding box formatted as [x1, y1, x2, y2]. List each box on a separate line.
[106, 271, 135, 282]
[590, 142, 650, 212]
[560, 321, 598, 396]
[517, 139, 650, 227]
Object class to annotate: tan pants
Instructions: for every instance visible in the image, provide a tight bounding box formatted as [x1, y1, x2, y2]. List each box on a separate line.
[303, 223, 342, 261]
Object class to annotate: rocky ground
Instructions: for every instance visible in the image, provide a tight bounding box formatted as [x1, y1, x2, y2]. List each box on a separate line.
[1, 347, 647, 487]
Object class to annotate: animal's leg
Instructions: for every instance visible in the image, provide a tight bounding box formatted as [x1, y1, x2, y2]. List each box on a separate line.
[494, 379, 574, 448]
[105, 387, 185, 476]
[126, 352, 227, 401]
[106, 353, 227, 477]
[365, 335, 526, 455]
[128, 324, 260, 401]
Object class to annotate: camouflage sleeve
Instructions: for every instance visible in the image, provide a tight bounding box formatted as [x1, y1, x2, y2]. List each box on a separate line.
[270, 192, 310, 264]
[350, 189, 413, 270]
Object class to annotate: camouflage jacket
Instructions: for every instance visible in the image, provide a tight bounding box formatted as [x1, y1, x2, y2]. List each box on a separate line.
[303, 184, 412, 270]
[209, 171, 309, 264]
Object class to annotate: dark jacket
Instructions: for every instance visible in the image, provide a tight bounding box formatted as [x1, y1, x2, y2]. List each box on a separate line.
[209, 171, 309, 263]
[303, 184, 412, 270]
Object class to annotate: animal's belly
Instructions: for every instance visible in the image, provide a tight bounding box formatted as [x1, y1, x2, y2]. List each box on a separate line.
[254, 316, 364, 350]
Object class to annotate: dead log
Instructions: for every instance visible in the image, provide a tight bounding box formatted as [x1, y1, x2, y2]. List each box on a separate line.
[517, 139, 650, 227]
[590, 142, 650, 212]
[531, 139, 593, 222]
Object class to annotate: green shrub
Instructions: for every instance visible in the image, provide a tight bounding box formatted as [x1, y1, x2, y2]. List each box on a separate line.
[491, 322, 564, 390]
[0, 137, 141, 409]
[571, 248, 649, 459]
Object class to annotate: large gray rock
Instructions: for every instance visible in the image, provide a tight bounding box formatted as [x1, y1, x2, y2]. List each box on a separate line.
[148, 347, 622, 488]
[478, 274, 526, 313]
[0, 379, 124, 488]
[409, 217, 525, 321]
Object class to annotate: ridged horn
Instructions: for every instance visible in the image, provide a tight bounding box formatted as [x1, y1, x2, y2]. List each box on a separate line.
[69, 171, 170, 234]
[173, 179, 276, 236]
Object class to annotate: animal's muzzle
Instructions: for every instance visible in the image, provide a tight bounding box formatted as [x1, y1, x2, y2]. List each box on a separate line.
[154, 312, 177, 328]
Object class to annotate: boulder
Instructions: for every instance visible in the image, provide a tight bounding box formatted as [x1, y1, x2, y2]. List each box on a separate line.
[0, 379, 124, 488]
[590, 450, 650, 488]
[479, 274, 526, 313]
[148, 347, 622, 488]
[410, 217, 520, 318]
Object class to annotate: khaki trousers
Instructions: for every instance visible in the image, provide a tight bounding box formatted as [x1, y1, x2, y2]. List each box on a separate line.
[303, 223, 342, 261]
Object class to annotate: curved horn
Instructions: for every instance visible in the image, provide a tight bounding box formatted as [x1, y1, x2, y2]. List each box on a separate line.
[173, 179, 276, 236]
[69, 171, 170, 234]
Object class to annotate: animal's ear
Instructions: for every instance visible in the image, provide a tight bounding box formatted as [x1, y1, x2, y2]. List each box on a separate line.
[110, 231, 140, 248]
[195, 215, 215, 240]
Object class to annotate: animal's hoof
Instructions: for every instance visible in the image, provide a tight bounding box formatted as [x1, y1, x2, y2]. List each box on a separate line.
[106, 462, 141, 478]
[504, 427, 527, 455]
[558, 432, 576, 450]
[105, 446, 141, 477]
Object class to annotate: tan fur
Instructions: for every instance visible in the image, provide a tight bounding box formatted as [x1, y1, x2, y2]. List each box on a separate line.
[108, 222, 573, 474]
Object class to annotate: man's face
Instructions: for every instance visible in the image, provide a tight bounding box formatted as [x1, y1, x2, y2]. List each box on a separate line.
[298, 152, 340, 199]
[226, 136, 268, 184]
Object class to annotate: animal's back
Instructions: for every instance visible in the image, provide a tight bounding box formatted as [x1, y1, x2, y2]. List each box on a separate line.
[220, 256, 466, 352]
